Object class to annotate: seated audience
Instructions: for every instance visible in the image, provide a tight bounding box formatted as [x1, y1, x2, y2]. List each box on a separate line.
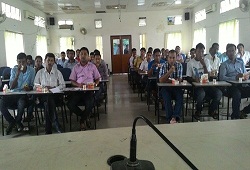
[129, 48, 137, 69]
[57, 51, 68, 67]
[219, 43, 250, 119]
[26, 55, 35, 67]
[205, 47, 220, 77]
[75, 49, 80, 62]
[187, 43, 222, 120]
[175, 46, 186, 63]
[94, 50, 108, 105]
[236, 43, 250, 65]
[90, 52, 95, 63]
[139, 51, 152, 72]
[0, 53, 35, 135]
[67, 47, 101, 131]
[159, 50, 183, 124]
[34, 53, 65, 134]
[147, 48, 165, 98]
[185, 48, 195, 63]
[134, 47, 146, 69]
[34, 55, 44, 73]
[63, 49, 78, 70]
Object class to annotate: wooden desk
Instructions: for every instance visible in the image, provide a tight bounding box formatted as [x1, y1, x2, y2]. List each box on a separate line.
[0, 120, 250, 170]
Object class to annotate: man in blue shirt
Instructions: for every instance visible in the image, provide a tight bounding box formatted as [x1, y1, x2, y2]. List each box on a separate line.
[0, 53, 35, 135]
[219, 43, 250, 119]
[147, 48, 165, 99]
[159, 50, 183, 124]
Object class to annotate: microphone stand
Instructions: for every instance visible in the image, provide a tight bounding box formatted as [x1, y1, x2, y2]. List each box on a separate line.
[111, 115, 198, 170]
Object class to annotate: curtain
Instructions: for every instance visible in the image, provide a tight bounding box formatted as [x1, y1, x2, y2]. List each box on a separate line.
[60, 37, 74, 52]
[165, 32, 182, 50]
[139, 34, 146, 49]
[96, 36, 103, 57]
[4, 31, 24, 67]
[193, 28, 206, 49]
[36, 35, 47, 57]
[219, 19, 239, 52]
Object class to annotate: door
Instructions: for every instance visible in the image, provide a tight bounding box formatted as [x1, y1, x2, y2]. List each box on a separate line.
[110, 35, 132, 73]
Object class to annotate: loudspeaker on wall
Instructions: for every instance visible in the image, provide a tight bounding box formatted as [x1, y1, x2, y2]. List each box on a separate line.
[185, 12, 190, 20]
[49, 17, 55, 25]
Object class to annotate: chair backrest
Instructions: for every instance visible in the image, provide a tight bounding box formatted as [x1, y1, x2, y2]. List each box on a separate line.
[57, 64, 63, 69]
[2, 67, 11, 79]
[181, 62, 187, 76]
[58, 68, 71, 81]
[0, 66, 9, 77]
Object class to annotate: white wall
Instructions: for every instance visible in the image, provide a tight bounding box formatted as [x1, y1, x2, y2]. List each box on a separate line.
[0, 0, 47, 67]
[193, 0, 250, 53]
[49, 9, 192, 72]
[3, 0, 250, 70]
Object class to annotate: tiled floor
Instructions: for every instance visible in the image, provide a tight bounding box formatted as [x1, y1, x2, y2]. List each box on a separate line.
[0, 74, 249, 139]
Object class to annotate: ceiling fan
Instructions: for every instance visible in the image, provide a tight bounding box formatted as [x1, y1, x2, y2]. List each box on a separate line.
[0, 11, 7, 24]
[239, 0, 249, 12]
[80, 27, 87, 35]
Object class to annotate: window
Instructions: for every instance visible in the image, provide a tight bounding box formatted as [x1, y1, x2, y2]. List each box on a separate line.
[167, 16, 182, 25]
[95, 19, 102, 29]
[96, 36, 103, 57]
[165, 32, 182, 50]
[193, 28, 206, 49]
[4, 31, 24, 67]
[36, 35, 47, 57]
[195, 9, 206, 23]
[58, 20, 73, 25]
[139, 17, 146, 27]
[220, 0, 239, 13]
[219, 19, 239, 52]
[139, 34, 146, 49]
[59, 37, 74, 52]
[1, 2, 21, 21]
[34, 16, 45, 27]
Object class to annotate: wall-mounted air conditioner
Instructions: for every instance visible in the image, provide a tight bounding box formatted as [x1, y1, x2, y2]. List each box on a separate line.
[24, 10, 35, 20]
[58, 24, 74, 30]
[205, 3, 217, 14]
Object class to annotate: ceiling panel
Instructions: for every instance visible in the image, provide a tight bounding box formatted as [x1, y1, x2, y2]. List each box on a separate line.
[20, 0, 205, 14]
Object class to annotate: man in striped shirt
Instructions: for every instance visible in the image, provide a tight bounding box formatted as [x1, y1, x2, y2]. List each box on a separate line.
[159, 50, 183, 124]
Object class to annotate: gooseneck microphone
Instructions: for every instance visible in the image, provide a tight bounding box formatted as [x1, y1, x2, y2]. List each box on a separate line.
[110, 115, 198, 170]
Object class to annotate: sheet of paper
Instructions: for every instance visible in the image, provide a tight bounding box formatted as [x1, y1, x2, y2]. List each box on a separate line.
[49, 87, 61, 93]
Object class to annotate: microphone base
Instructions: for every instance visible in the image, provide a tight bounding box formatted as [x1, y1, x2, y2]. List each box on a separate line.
[111, 158, 155, 170]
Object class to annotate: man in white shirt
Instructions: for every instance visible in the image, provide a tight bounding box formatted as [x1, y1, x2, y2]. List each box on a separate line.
[236, 43, 250, 65]
[129, 48, 137, 69]
[139, 51, 152, 90]
[34, 53, 65, 134]
[187, 43, 222, 120]
[205, 47, 220, 77]
[139, 51, 152, 72]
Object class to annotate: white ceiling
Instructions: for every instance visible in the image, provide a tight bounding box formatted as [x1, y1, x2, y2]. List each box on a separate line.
[20, 0, 205, 15]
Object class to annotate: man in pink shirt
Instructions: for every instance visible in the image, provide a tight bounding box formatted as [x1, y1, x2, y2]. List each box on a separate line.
[67, 47, 101, 131]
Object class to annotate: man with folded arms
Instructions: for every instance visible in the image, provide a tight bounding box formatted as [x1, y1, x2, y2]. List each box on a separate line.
[159, 50, 183, 124]
[0, 53, 35, 135]
[67, 47, 101, 131]
[219, 43, 250, 119]
[34, 53, 65, 134]
[187, 43, 222, 120]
